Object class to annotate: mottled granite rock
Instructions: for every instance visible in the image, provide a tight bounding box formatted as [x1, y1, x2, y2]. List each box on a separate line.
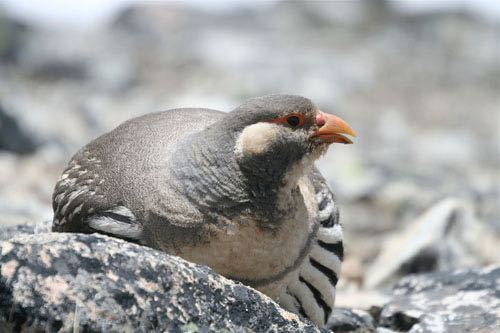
[0, 232, 324, 332]
[379, 265, 500, 332]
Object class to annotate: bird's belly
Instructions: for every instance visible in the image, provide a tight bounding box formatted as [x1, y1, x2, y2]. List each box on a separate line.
[170, 177, 319, 281]
[175, 211, 315, 281]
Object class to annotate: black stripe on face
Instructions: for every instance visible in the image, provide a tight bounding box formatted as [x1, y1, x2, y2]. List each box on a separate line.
[309, 257, 338, 286]
[286, 288, 308, 320]
[299, 276, 332, 325]
[317, 240, 344, 261]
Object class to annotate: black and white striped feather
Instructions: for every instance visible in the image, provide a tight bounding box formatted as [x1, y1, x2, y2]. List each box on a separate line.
[267, 170, 343, 326]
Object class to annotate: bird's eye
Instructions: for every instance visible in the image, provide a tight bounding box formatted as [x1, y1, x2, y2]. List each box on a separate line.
[286, 116, 300, 127]
[266, 113, 305, 127]
[285, 114, 304, 127]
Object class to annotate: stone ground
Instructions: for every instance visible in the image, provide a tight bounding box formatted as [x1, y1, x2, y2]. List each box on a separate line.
[0, 1, 499, 332]
[0, 231, 326, 332]
[2, 224, 499, 332]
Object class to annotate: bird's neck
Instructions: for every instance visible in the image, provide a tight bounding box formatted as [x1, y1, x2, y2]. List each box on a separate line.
[168, 129, 307, 227]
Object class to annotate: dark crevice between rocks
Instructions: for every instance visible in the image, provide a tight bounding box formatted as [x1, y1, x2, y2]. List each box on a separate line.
[383, 311, 420, 331]
[6, 304, 30, 333]
[0, 287, 63, 333]
[399, 247, 438, 275]
[0, 279, 18, 331]
[50, 319, 63, 332]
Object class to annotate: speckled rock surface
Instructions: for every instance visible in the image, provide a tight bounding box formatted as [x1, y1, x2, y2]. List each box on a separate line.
[379, 265, 500, 332]
[0, 232, 324, 332]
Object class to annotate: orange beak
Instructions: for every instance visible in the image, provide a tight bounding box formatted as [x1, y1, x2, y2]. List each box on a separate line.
[313, 110, 356, 144]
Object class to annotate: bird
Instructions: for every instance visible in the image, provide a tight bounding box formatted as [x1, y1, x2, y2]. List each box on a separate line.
[52, 94, 356, 327]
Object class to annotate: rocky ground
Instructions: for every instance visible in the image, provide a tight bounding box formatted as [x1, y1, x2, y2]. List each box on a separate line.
[1, 229, 325, 332]
[0, 1, 499, 332]
[1, 223, 499, 332]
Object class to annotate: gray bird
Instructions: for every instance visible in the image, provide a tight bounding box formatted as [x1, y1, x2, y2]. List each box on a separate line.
[52, 94, 356, 327]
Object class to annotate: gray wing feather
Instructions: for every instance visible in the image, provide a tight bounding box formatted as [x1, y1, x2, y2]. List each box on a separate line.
[51, 149, 144, 241]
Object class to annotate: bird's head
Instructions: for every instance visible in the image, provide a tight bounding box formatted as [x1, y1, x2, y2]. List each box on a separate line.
[170, 94, 355, 222]
[228, 95, 356, 183]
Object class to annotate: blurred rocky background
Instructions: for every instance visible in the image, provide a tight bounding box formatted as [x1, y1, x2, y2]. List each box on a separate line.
[0, 0, 499, 331]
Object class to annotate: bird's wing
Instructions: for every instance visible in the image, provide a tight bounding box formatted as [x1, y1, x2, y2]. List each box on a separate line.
[52, 108, 225, 244]
[52, 150, 145, 241]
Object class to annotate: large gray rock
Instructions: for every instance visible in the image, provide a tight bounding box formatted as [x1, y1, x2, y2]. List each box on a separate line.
[365, 198, 498, 288]
[379, 265, 500, 332]
[0, 232, 324, 332]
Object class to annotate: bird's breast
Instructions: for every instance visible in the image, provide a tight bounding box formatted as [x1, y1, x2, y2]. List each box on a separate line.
[170, 178, 318, 282]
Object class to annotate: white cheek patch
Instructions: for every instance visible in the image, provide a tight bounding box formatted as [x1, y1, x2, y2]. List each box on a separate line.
[235, 122, 280, 158]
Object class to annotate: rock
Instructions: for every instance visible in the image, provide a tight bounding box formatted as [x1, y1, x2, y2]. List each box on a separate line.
[0, 151, 61, 228]
[379, 265, 500, 332]
[0, 219, 51, 241]
[0, 232, 323, 332]
[364, 197, 496, 288]
[0, 104, 39, 154]
[0, 13, 29, 63]
[327, 308, 376, 332]
[28, 60, 89, 82]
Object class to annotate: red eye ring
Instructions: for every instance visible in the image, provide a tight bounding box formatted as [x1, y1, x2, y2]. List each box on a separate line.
[267, 113, 305, 128]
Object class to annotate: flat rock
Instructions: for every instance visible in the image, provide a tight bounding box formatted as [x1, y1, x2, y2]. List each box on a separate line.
[0, 232, 323, 332]
[379, 265, 500, 332]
